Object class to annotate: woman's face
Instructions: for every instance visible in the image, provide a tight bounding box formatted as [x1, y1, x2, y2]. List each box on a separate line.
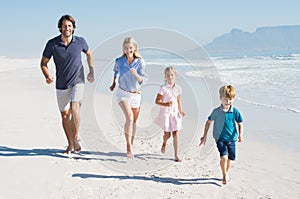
[123, 43, 135, 58]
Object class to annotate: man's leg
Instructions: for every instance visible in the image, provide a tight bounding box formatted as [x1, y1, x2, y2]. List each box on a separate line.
[70, 102, 81, 153]
[61, 109, 73, 154]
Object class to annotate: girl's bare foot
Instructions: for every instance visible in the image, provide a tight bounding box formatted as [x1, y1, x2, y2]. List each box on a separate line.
[161, 143, 166, 154]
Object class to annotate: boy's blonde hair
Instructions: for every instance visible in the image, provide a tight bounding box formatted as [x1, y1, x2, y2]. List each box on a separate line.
[219, 85, 236, 99]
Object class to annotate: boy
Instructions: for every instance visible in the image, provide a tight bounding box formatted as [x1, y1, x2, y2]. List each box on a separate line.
[199, 85, 244, 185]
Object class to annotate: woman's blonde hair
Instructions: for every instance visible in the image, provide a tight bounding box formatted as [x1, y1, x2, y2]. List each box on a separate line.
[219, 85, 236, 99]
[122, 37, 142, 58]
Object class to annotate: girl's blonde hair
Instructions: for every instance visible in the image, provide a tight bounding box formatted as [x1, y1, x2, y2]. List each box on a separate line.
[219, 85, 236, 99]
[122, 37, 142, 58]
[164, 66, 177, 76]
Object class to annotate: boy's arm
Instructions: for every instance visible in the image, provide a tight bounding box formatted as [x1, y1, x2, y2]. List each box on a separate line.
[199, 120, 212, 146]
[237, 122, 244, 142]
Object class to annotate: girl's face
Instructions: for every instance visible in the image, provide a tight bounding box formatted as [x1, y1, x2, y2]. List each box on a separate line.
[123, 43, 135, 58]
[165, 70, 176, 85]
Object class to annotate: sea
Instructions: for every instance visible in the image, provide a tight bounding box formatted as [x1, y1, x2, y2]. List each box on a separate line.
[1, 50, 299, 114]
[144, 51, 300, 114]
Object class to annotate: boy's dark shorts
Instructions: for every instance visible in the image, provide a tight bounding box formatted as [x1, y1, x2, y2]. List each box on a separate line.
[216, 139, 236, 160]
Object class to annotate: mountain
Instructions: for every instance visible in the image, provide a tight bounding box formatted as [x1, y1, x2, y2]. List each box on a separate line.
[204, 25, 300, 56]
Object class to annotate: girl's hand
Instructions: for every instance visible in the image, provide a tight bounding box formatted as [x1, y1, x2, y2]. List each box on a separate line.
[180, 110, 186, 117]
[167, 101, 173, 106]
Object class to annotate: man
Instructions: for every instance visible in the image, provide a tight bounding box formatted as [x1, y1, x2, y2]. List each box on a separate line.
[40, 15, 94, 154]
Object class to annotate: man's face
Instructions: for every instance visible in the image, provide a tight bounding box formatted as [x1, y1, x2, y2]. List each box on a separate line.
[61, 20, 74, 37]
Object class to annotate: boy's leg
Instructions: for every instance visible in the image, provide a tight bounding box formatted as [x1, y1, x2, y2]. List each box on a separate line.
[161, 132, 171, 153]
[220, 155, 229, 184]
[172, 131, 181, 162]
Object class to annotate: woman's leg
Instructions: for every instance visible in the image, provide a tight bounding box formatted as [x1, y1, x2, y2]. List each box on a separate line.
[119, 100, 134, 158]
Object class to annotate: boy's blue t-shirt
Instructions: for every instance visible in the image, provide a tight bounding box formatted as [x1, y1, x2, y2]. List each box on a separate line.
[42, 35, 89, 89]
[208, 105, 243, 142]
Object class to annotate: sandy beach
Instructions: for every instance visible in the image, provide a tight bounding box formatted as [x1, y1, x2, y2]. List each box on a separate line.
[0, 58, 300, 199]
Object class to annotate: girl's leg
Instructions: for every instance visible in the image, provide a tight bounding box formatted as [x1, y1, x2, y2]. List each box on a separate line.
[119, 100, 134, 158]
[172, 131, 181, 162]
[161, 132, 171, 153]
[131, 107, 140, 146]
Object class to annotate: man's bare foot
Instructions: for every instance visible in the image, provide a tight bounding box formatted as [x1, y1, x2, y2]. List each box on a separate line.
[161, 143, 166, 154]
[222, 174, 230, 185]
[64, 146, 73, 155]
[74, 140, 82, 154]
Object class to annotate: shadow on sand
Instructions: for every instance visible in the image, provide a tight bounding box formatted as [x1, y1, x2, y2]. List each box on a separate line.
[72, 173, 222, 186]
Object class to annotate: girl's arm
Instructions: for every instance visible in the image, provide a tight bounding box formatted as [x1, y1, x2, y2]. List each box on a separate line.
[155, 93, 172, 107]
[177, 95, 185, 116]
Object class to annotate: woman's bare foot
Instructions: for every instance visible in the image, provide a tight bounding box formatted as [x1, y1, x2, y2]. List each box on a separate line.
[127, 146, 134, 159]
[175, 156, 182, 162]
[161, 143, 166, 154]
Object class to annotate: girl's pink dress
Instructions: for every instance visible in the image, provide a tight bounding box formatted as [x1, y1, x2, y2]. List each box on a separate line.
[155, 83, 183, 132]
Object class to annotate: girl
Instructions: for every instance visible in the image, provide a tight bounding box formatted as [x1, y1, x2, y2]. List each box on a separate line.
[155, 66, 185, 162]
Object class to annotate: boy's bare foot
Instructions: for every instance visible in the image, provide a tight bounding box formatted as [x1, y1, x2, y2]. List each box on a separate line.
[222, 174, 230, 185]
[161, 143, 166, 154]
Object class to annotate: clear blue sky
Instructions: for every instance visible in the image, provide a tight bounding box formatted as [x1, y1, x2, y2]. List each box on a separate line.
[1, 0, 299, 57]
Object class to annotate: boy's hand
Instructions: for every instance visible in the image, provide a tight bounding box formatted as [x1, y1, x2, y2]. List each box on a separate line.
[238, 136, 244, 142]
[199, 136, 206, 146]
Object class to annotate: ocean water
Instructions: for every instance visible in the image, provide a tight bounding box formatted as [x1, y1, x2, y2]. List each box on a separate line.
[145, 53, 300, 114]
[1, 52, 299, 114]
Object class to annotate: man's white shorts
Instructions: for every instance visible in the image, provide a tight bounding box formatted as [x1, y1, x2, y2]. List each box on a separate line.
[56, 83, 84, 112]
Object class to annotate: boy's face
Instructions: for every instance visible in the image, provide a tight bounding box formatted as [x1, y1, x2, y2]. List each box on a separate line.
[220, 96, 234, 108]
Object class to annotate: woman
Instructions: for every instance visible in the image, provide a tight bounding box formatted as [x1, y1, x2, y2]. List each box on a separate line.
[109, 37, 148, 158]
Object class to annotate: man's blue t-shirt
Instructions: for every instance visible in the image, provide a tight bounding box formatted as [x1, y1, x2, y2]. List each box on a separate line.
[43, 35, 89, 89]
[208, 105, 243, 142]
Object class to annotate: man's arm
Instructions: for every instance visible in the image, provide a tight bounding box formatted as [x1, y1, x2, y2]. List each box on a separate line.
[85, 49, 94, 83]
[40, 56, 54, 84]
